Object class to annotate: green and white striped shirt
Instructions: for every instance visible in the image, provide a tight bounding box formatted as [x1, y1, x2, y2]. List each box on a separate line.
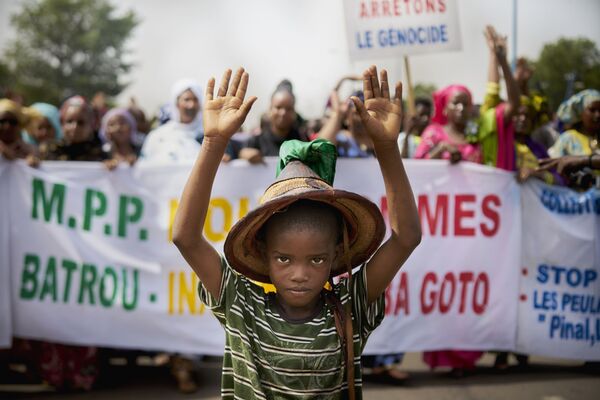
[198, 259, 385, 399]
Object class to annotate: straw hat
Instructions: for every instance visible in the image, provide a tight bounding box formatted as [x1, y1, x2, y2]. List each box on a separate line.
[224, 160, 385, 283]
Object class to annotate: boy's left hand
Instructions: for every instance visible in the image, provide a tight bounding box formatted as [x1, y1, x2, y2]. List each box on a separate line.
[351, 65, 403, 145]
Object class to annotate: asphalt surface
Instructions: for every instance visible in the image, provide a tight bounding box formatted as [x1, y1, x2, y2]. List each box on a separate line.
[1, 353, 599, 400]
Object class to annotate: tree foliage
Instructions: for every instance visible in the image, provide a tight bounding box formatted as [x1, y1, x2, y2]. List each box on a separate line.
[4, 0, 138, 104]
[530, 37, 600, 111]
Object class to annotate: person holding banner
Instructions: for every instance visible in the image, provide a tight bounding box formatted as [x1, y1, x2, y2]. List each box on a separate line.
[99, 108, 140, 170]
[39, 95, 107, 162]
[0, 98, 37, 163]
[546, 89, 600, 189]
[478, 25, 560, 186]
[239, 81, 308, 163]
[173, 65, 421, 399]
[413, 82, 481, 165]
[398, 97, 432, 159]
[550, 89, 600, 159]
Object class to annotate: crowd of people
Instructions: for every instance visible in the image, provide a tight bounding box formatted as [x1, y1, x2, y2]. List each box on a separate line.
[1, 25, 599, 393]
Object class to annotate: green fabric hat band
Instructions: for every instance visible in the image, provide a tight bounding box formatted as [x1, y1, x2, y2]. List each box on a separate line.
[276, 139, 337, 185]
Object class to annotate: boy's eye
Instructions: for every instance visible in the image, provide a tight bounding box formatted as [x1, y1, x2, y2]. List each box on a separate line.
[311, 257, 325, 265]
[276, 256, 290, 264]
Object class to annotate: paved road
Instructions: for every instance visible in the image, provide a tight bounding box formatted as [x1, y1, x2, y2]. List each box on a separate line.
[2, 353, 599, 400]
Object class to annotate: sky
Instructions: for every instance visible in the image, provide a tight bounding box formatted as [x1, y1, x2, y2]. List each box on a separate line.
[1, 0, 599, 128]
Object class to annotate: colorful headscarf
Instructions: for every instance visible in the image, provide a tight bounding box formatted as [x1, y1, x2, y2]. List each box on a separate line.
[431, 84, 472, 125]
[59, 95, 94, 122]
[557, 89, 600, 126]
[99, 108, 137, 144]
[31, 103, 63, 140]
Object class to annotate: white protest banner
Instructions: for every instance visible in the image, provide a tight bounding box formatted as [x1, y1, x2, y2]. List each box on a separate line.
[1, 159, 594, 359]
[517, 180, 600, 360]
[0, 161, 12, 348]
[363, 160, 521, 353]
[343, 0, 462, 61]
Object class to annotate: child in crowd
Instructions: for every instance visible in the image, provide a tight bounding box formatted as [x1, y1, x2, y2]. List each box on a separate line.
[173, 66, 421, 399]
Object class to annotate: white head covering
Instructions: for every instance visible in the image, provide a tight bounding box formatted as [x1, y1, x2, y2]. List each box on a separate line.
[170, 78, 203, 133]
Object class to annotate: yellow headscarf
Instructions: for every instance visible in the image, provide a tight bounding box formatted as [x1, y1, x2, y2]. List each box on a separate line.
[0, 99, 36, 129]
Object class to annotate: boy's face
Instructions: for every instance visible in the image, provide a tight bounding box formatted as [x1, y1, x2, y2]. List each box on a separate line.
[265, 225, 338, 320]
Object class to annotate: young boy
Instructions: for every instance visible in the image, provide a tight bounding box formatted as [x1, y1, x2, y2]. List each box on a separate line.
[173, 66, 421, 399]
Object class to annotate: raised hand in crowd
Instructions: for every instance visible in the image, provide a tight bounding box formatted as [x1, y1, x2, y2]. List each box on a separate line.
[350, 66, 403, 145]
[350, 65, 421, 302]
[203, 69, 256, 142]
[334, 74, 363, 91]
[484, 25, 519, 120]
[173, 67, 257, 299]
[317, 90, 350, 144]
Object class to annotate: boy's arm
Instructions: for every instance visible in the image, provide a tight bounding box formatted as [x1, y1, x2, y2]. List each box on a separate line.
[351, 66, 422, 304]
[173, 68, 257, 300]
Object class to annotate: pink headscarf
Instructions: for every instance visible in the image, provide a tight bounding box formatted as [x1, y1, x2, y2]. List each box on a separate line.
[59, 95, 94, 122]
[432, 84, 472, 125]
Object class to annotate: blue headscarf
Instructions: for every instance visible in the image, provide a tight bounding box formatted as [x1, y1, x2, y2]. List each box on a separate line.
[22, 103, 63, 144]
[557, 89, 600, 126]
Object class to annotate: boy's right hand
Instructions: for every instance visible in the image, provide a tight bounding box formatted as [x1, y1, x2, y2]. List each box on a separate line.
[203, 68, 257, 141]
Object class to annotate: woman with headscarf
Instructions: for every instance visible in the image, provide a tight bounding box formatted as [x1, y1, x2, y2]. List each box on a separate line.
[549, 89, 600, 157]
[0, 99, 36, 161]
[39, 96, 107, 161]
[477, 25, 560, 185]
[24, 103, 63, 146]
[413, 84, 481, 164]
[140, 78, 204, 163]
[99, 107, 140, 169]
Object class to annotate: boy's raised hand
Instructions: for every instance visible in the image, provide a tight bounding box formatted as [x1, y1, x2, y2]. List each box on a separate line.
[351, 65, 403, 144]
[203, 68, 257, 140]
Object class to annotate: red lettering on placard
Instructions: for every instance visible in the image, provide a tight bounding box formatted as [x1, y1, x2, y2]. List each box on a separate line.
[458, 271, 474, 313]
[439, 0, 447, 13]
[382, 0, 391, 16]
[438, 272, 456, 313]
[421, 272, 437, 314]
[417, 194, 502, 237]
[473, 273, 489, 314]
[480, 195, 501, 237]
[454, 194, 476, 236]
[360, 1, 369, 17]
[418, 194, 448, 236]
[394, 272, 409, 315]
[419, 271, 490, 314]
[358, 0, 447, 18]
[371, 0, 379, 16]
[394, 0, 401, 15]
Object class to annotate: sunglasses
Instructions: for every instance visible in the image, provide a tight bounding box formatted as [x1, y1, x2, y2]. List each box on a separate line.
[0, 118, 19, 127]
